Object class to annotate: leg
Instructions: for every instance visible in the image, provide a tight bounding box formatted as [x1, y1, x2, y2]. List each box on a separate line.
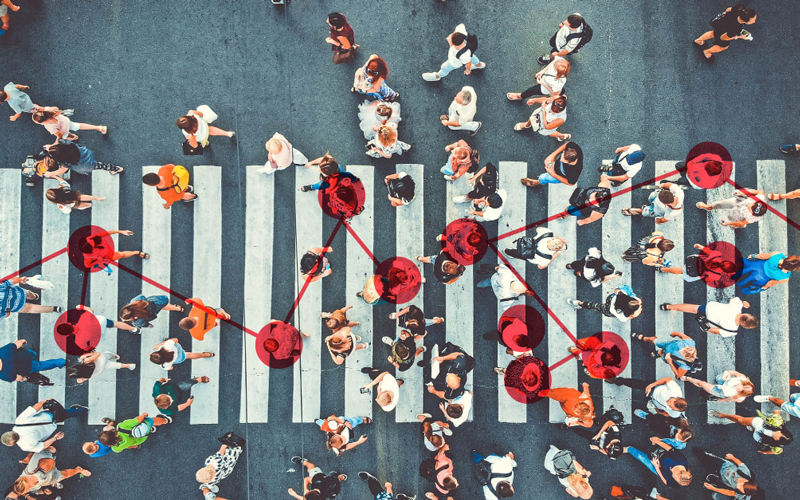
[703, 44, 730, 59]
[29, 358, 67, 373]
[437, 60, 458, 78]
[476, 277, 494, 288]
[18, 303, 59, 314]
[58, 467, 90, 481]
[78, 195, 105, 202]
[694, 30, 715, 44]
[63, 406, 89, 419]
[1, 14, 9, 30]
[185, 351, 214, 360]
[709, 197, 737, 210]
[683, 376, 715, 395]
[449, 121, 481, 132]
[663, 303, 700, 314]
[208, 125, 234, 136]
[113, 320, 138, 332]
[608, 376, 650, 391]
[520, 84, 545, 100]
[152, 415, 170, 426]
[715, 413, 754, 426]
[541, 387, 581, 404]
[582, 301, 604, 313]
[162, 304, 183, 312]
[77, 123, 107, 133]
[624, 446, 658, 476]
[113, 250, 140, 260]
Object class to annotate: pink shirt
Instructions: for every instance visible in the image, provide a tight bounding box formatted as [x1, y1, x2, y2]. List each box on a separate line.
[43, 115, 71, 137]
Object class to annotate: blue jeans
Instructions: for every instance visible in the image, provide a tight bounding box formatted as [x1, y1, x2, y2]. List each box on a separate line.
[538, 172, 562, 185]
[438, 56, 482, 78]
[472, 451, 487, 463]
[63, 406, 88, 419]
[343, 416, 365, 428]
[627, 446, 658, 476]
[477, 277, 493, 288]
[441, 164, 455, 176]
[30, 358, 66, 373]
[566, 205, 584, 217]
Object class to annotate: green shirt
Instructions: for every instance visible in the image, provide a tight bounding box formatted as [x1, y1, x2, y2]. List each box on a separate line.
[152, 380, 182, 416]
[113, 418, 149, 452]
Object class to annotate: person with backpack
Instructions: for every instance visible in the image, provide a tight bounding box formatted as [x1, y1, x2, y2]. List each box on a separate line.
[658, 243, 738, 285]
[453, 161, 497, 204]
[660, 297, 759, 337]
[507, 57, 570, 101]
[356, 471, 414, 500]
[607, 376, 687, 420]
[732, 251, 800, 294]
[300, 247, 334, 283]
[382, 329, 425, 371]
[390, 305, 442, 336]
[325, 12, 358, 64]
[502, 226, 567, 269]
[196, 432, 245, 500]
[422, 23, 485, 82]
[567, 247, 622, 287]
[622, 182, 685, 224]
[695, 188, 769, 229]
[624, 440, 692, 488]
[153, 375, 211, 417]
[694, 6, 757, 61]
[568, 333, 623, 379]
[384, 171, 416, 206]
[589, 408, 625, 460]
[709, 408, 793, 454]
[142, 164, 198, 209]
[440, 139, 478, 181]
[521, 142, 583, 187]
[695, 449, 764, 500]
[97, 412, 170, 453]
[119, 294, 184, 331]
[543, 445, 594, 499]
[476, 264, 533, 312]
[468, 189, 507, 222]
[288, 456, 346, 500]
[567, 285, 643, 323]
[422, 342, 474, 401]
[417, 413, 451, 453]
[631, 331, 698, 379]
[1, 399, 87, 452]
[598, 144, 645, 187]
[515, 94, 569, 141]
[622, 231, 675, 270]
[563, 176, 613, 226]
[178, 297, 231, 341]
[35, 139, 125, 176]
[538, 13, 592, 65]
[473, 449, 516, 499]
[417, 250, 465, 285]
[421, 443, 459, 499]
[637, 413, 694, 451]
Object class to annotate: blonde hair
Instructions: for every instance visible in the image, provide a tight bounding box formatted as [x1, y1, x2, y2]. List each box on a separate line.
[376, 391, 394, 407]
[196, 465, 216, 484]
[377, 126, 397, 147]
[682, 347, 698, 361]
[567, 474, 593, 499]
[266, 138, 283, 154]
[547, 238, 566, 252]
[554, 58, 571, 79]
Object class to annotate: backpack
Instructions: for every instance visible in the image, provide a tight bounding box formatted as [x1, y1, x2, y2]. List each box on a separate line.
[602, 406, 625, 426]
[387, 175, 416, 203]
[670, 354, 703, 374]
[552, 449, 576, 479]
[514, 230, 558, 261]
[456, 34, 479, 59]
[566, 22, 593, 53]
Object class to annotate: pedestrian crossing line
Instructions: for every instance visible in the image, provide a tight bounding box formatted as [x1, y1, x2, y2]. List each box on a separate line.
[706, 164, 737, 423]
[344, 165, 374, 420]
[445, 175, 474, 421]
[394, 164, 425, 423]
[190, 166, 222, 425]
[496, 162, 528, 423]
[0, 170, 21, 424]
[88, 174, 120, 425]
[292, 164, 324, 423]
[757, 160, 790, 416]
[602, 176, 632, 420]
[139, 166, 171, 416]
[39, 177, 69, 404]
[240, 166, 273, 424]
[546, 182, 578, 423]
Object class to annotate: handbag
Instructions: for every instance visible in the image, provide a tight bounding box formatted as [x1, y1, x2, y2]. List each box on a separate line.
[42, 399, 67, 422]
[670, 354, 703, 374]
[333, 48, 355, 64]
[474, 459, 493, 485]
[694, 314, 736, 336]
[218, 431, 246, 448]
[25, 372, 54, 386]
[183, 140, 204, 156]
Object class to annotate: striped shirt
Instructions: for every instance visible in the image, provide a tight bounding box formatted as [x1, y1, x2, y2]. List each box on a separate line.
[0, 280, 26, 317]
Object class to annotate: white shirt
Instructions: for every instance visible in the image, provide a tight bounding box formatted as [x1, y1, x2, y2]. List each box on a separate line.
[539, 57, 568, 95]
[377, 373, 400, 412]
[13, 407, 57, 452]
[617, 144, 643, 178]
[483, 455, 517, 500]
[446, 391, 473, 427]
[654, 184, 685, 221]
[527, 227, 559, 267]
[477, 189, 507, 222]
[446, 24, 472, 67]
[554, 23, 583, 53]
[727, 194, 767, 225]
[158, 339, 180, 370]
[706, 297, 743, 336]
[649, 380, 684, 418]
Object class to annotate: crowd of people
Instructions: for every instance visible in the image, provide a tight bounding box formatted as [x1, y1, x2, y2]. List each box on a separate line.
[0, 3, 797, 500]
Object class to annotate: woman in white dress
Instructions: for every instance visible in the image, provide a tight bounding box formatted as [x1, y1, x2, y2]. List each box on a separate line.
[365, 123, 411, 159]
[357, 100, 401, 140]
[67, 351, 136, 384]
[514, 94, 570, 141]
[258, 132, 309, 174]
[176, 105, 234, 149]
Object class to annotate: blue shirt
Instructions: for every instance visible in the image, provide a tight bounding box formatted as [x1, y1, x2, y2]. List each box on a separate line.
[375, 493, 393, 500]
[89, 441, 113, 458]
[0, 343, 36, 382]
[0, 280, 27, 317]
[3, 82, 34, 114]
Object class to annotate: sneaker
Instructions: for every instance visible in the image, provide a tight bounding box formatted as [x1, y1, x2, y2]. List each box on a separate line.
[791, 379, 800, 387]
[158, 414, 173, 424]
[339, 474, 348, 481]
[780, 144, 799, 154]
[452, 195, 468, 203]
[127, 364, 136, 371]
[381, 336, 394, 346]
[417, 413, 432, 419]
[634, 409, 649, 420]
[469, 122, 482, 136]
[754, 395, 771, 403]
[566, 299, 582, 310]
[290, 456, 307, 465]
[69, 404, 89, 411]
[420, 346, 427, 353]
[101, 417, 114, 425]
[537, 55, 552, 64]
[132, 327, 142, 335]
[358, 471, 377, 482]
[708, 410, 721, 418]
[442, 427, 453, 436]
[422, 72, 441, 82]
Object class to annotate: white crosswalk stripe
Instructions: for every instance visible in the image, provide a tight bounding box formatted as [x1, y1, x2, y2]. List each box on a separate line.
[0, 169, 21, 423]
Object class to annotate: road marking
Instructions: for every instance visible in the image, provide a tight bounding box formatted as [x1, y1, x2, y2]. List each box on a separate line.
[0, 170, 21, 423]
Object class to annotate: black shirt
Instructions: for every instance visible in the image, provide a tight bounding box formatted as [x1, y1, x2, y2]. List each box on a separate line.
[554, 142, 583, 185]
[432, 344, 475, 399]
[433, 251, 465, 283]
[399, 305, 426, 336]
[573, 187, 611, 214]
[470, 162, 498, 199]
[713, 10, 744, 38]
[310, 472, 341, 498]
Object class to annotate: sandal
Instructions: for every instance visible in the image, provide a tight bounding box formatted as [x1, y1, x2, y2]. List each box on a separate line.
[769, 193, 782, 201]
[198, 376, 210, 383]
[506, 92, 522, 101]
[556, 133, 572, 142]
[621, 208, 634, 216]
[109, 167, 124, 175]
[205, 352, 215, 358]
[695, 202, 712, 211]
[363, 417, 373, 424]
[631, 333, 645, 341]
[28, 292, 40, 301]
[650, 351, 660, 359]
[138, 252, 150, 259]
[659, 303, 672, 311]
[513, 122, 530, 131]
[708, 410, 721, 418]
[100, 126, 108, 135]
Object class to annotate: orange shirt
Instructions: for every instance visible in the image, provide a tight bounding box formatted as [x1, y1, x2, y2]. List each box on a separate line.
[155, 164, 190, 208]
[187, 298, 217, 341]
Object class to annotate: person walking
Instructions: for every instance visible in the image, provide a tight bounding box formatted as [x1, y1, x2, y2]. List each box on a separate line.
[0, 339, 65, 383]
[521, 142, 583, 188]
[365, 123, 411, 158]
[567, 285, 643, 323]
[258, 132, 310, 174]
[468, 190, 507, 222]
[476, 264, 532, 312]
[352, 54, 399, 101]
[67, 351, 136, 384]
[75, 231, 148, 273]
[149, 338, 214, 371]
[45, 177, 105, 213]
[440, 139, 478, 181]
[288, 455, 346, 500]
[441, 86, 481, 134]
[631, 331, 698, 379]
[733, 251, 799, 294]
[359, 101, 401, 140]
[598, 144, 645, 187]
[418, 250, 465, 285]
[322, 416, 370, 457]
[119, 294, 184, 331]
[98, 412, 171, 453]
[621, 231, 675, 269]
[326, 327, 368, 365]
[514, 94, 570, 141]
[36, 140, 124, 176]
[357, 471, 415, 500]
[326, 12, 358, 64]
[390, 305, 442, 336]
[538, 14, 592, 65]
[1, 399, 87, 452]
[659, 242, 738, 284]
[300, 247, 334, 283]
[359, 368, 402, 412]
[195, 432, 245, 499]
[383, 329, 425, 372]
[384, 171, 417, 207]
[0, 0, 20, 33]
[142, 164, 198, 208]
[540, 383, 595, 428]
[12, 450, 91, 497]
[422, 343, 474, 401]
[153, 376, 210, 417]
[322, 305, 360, 332]
[694, 5, 757, 61]
[0, 82, 56, 121]
[0, 277, 60, 320]
[503, 227, 567, 269]
[543, 445, 594, 499]
[177, 105, 234, 150]
[32, 109, 107, 144]
[708, 409, 793, 454]
[607, 376, 687, 420]
[695, 188, 768, 229]
[682, 370, 754, 403]
[622, 183, 685, 224]
[623, 439, 692, 488]
[455, 161, 497, 204]
[472, 450, 516, 500]
[422, 23, 485, 82]
[695, 449, 763, 499]
[507, 57, 569, 101]
[438, 390, 472, 428]
[660, 298, 758, 337]
[567, 247, 622, 287]
[179, 297, 231, 341]
[589, 408, 625, 460]
[422, 443, 459, 499]
[562, 176, 612, 226]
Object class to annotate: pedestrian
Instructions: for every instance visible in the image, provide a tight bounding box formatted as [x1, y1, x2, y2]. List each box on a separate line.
[607, 376, 687, 420]
[417, 414, 451, 452]
[631, 331, 698, 379]
[258, 132, 310, 175]
[422, 342, 474, 401]
[421, 443, 459, 499]
[67, 351, 136, 384]
[352, 54, 399, 101]
[1, 399, 87, 452]
[567, 285, 643, 323]
[440, 139, 478, 181]
[177, 105, 234, 150]
[621, 231, 675, 269]
[660, 298, 759, 337]
[494, 355, 547, 404]
[326, 12, 358, 64]
[521, 142, 583, 188]
[98, 412, 171, 453]
[32, 109, 107, 144]
[467, 189, 507, 222]
[780, 143, 800, 155]
[36, 139, 125, 176]
[636, 413, 694, 450]
[682, 370, 754, 403]
[598, 144, 645, 187]
[568, 333, 623, 379]
[454, 161, 497, 204]
[695, 188, 768, 229]
[288, 456, 346, 500]
[142, 164, 198, 209]
[567, 247, 622, 287]
[365, 123, 411, 158]
[45, 178, 105, 213]
[589, 408, 625, 460]
[659, 242, 738, 284]
[473, 450, 516, 499]
[674, 152, 728, 190]
[300, 247, 334, 283]
[384, 171, 417, 207]
[299, 154, 359, 193]
[0, 0, 20, 33]
[502, 226, 567, 269]
[119, 294, 184, 330]
[82, 440, 113, 458]
[623, 439, 692, 487]
[540, 383, 595, 428]
[507, 57, 569, 101]
[359, 101, 401, 140]
[622, 183, 685, 224]
[422, 23, 485, 82]
[153, 376, 210, 416]
[325, 328, 367, 366]
[320, 415, 369, 456]
[562, 176, 612, 226]
[0, 82, 55, 121]
[0, 339, 65, 384]
[322, 305, 360, 332]
[543, 445, 594, 499]
[12, 450, 91, 497]
[733, 251, 799, 294]
[438, 390, 472, 428]
[440, 86, 481, 134]
[196, 432, 245, 499]
[179, 297, 231, 341]
[360, 368, 402, 412]
[694, 5, 756, 61]
[149, 338, 214, 371]
[537, 13, 592, 65]
[417, 250, 465, 285]
[695, 449, 763, 500]
[755, 390, 800, 420]
[357, 471, 415, 500]
[75, 231, 148, 273]
[514, 94, 570, 141]
[710, 409, 793, 454]
[390, 305, 442, 336]
[0, 277, 60, 320]
[382, 329, 425, 371]
[476, 264, 533, 311]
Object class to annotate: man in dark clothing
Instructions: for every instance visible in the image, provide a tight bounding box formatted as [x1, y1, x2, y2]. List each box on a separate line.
[0, 339, 65, 383]
[421, 342, 475, 400]
[288, 456, 346, 499]
[693, 6, 757, 60]
[521, 142, 583, 187]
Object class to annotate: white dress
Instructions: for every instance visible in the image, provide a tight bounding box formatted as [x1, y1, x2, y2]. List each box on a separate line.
[259, 132, 309, 174]
[365, 122, 411, 158]
[357, 100, 401, 140]
[182, 105, 218, 146]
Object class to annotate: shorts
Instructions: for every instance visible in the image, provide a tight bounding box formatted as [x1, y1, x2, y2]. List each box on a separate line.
[781, 394, 800, 418]
[308, 467, 323, 477]
[712, 28, 732, 48]
[177, 378, 199, 393]
[68, 121, 82, 132]
[751, 417, 767, 442]
[538, 172, 563, 185]
[172, 343, 188, 365]
[696, 305, 707, 315]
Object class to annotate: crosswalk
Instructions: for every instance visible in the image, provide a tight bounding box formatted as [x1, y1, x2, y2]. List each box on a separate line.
[0, 159, 794, 426]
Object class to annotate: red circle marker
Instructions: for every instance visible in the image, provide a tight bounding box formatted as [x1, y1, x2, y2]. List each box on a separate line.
[54, 309, 102, 356]
[697, 241, 742, 289]
[68, 225, 115, 273]
[256, 321, 303, 369]
[503, 355, 550, 404]
[442, 218, 489, 266]
[683, 142, 733, 189]
[497, 305, 545, 352]
[575, 331, 629, 379]
[317, 174, 366, 220]
[373, 257, 423, 304]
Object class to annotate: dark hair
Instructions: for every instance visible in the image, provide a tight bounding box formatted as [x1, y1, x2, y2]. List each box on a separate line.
[442, 261, 460, 275]
[327, 12, 346, 29]
[442, 476, 458, 491]
[0, 91, 7, 103]
[394, 342, 410, 360]
[120, 300, 150, 321]
[32, 110, 58, 123]
[496, 481, 514, 497]
[305, 491, 324, 500]
[366, 56, 389, 80]
[678, 428, 694, 441]
[67, 363, 95, 379]
[142, 173, 161, 186]
[150, 348, 174, 365]
[98, 430, 121, 446]
[487, 193, 503, 209]
[615, 292, 640, 316]
[451, 32, 467, 46]
[658, 190, 675, 205]
[46, 188, 80, 205]
[606, 440, 623, 459]
[319, 157, 340, 177]
[657, 239, 675, 252]
[740, 8, 756, 21]
[672, 398, 688, 411]
[467, 232, 483, 247]
[176, 115, 198, 133]
[739, 314, 759, 329]
[430, 435, 444, 448]
[781, 255, 800, 272]
[446, 404, 463, 419]
[599, 347, 622, 368]
[56, 323, 76, 336]
[300, 252, 322, 276]
[567, 14, 584, 28]
[704, 160, 723, 177]
[552, 94, 568, 110]
[563, 147, 579, 162]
